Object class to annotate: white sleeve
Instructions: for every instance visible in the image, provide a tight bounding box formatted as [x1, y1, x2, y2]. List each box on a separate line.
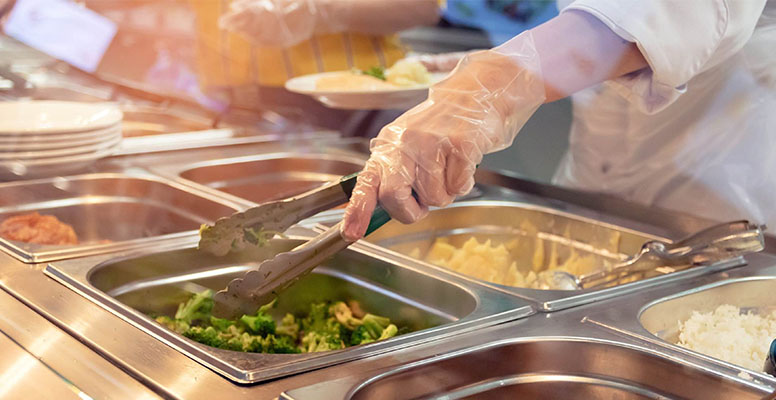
[560, 0, 767, 113]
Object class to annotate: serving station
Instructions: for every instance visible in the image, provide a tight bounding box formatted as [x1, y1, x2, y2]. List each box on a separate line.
[1, 38, 775, 400]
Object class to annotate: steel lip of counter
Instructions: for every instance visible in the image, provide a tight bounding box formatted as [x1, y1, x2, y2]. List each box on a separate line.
[43, 228, 534, 384]
[0, 171, 245, 263]
[582, 253, 776, 388]
[314, 198, 748, 312]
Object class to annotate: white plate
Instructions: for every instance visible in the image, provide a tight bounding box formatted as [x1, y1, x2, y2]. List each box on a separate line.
[0, 141, 119, 179]
[285, 71, 447, 110]
[0, 123, 121, 145]
[0, 133, 121, 160]
[0, 100, 122, 134]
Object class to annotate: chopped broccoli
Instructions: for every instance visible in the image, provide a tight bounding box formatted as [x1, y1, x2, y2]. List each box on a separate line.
[153, 294, 405, 354]
[174, 289, 214, 324]
[349, 325, 375, 346]
[378, 324, 398, 341]
[240, 298, 277, 335]
[363, 66, 386, 81]
[362, 314, 391, 339]
[240, 313, 276, 336]
[330, 301, 363, 329]
[276, 313, 300, 340]
[263, 334, 300, 354]
[301, 331, 345, 353]
[183, 326, 224, 348]
[209, 316, 236, 331]
[155, 315, 190, 333]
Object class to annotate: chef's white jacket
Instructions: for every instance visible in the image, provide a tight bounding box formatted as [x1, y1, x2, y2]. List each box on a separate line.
[552, 0, 776, 227]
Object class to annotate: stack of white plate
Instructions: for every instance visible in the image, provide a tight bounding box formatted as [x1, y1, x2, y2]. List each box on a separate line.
[0, 101, 123, 179]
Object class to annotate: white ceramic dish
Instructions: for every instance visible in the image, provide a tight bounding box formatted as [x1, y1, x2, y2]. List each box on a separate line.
[0, 124, 121, 148]
[0, 142, 119, 179]
[0, 134, 121, 160]
[0, 124, 121, 149]
[285, 71, 447, 110]
[0, 101, 122, 134]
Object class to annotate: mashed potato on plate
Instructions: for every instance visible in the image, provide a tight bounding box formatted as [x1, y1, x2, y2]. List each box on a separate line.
[315, 59, 431, 91]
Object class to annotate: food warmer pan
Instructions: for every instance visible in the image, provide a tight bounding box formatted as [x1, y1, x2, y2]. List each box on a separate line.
[356, 200, 748, 311]
[0, 172, 243, 263]
[44, 232, 534, 383]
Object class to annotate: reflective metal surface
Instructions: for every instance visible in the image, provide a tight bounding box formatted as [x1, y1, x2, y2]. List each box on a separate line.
[584, 254, 776, 386]
[357, 201, 746, 311]
[45, 231, 533, 383]
[1, 143, 774, 398]
[119, 105, 213, 138]
[0, 287, 160, 399]
[343, 338, 765, 400]
[0, 331, 89, 400]
[0, 172, 243, 263]
[177, 153, 365, 204]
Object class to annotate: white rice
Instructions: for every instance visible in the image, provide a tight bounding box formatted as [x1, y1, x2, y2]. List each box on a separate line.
[677, 304, 776, 371]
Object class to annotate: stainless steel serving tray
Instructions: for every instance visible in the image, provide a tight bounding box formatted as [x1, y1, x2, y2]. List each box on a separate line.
[44, 232, 534, 384]
[350, 200, 748, 312]
[0, 172, 243, 263]
[150, 148, 366, 205]
[281, 336, 772, 399]
[583, 253, 776, 386]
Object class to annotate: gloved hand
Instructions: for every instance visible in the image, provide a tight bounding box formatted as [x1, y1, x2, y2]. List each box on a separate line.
[405, 51, 483, 73]
[219, 0, 346, 48]
[341, 32, 546, 241]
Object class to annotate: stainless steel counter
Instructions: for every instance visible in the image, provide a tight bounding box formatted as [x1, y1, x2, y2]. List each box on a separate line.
[0, 141, 774, 399]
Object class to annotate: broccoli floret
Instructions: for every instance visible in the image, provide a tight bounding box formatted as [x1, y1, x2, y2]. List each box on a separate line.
[378, 324, 398, 341]
[362, 314, 391, 339]
[209, 316, 236, 331]
[330, 301, 363, 329]
[240, 313, 276, 336]
[222, 337, 246, 352]
[348, 315, 396, 345]
[174, 289, 214, 324]
[263, 334, 301, 354]
[257, 298, 278, 314]
[155, 315, 190, 333]
[301, 331, 344, 353]
[301, 302, 331, 332]
[349, 325, 375, 346]
[183, 326, 224, 348]
[276, 313, 300, 340]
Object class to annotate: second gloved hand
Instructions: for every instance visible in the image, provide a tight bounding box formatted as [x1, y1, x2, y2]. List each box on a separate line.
[219, 0, 345, 48]
[341, 32, 547, 241]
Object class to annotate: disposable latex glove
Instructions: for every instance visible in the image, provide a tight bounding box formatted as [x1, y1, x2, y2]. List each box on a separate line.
[219, 0, 439, 48]
[219, 0, 344, 48]
[341, 32, 546, 241]
[405, 51, 483, 73]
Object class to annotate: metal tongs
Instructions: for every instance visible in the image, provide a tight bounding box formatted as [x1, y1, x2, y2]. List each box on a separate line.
[544, 220, 765, 290]
[200, 172, 392, 319]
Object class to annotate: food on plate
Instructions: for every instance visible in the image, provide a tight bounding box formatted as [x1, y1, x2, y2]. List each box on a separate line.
[677, 304, 776, 371]
[153, 290, 402, 354]
[315, 59, 431, 91]
[384, 59, 432, 87]
[0, 212, 78, 245]
[416, 235, 602, 290]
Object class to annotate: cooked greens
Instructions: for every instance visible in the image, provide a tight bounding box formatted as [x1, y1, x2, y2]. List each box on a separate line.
[363, 66, 386, 81]
[153, 290, 401, 354]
